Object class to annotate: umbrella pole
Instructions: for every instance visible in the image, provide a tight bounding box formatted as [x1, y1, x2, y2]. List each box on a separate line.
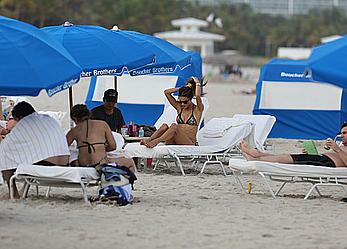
[0, 98, 3, 121]
[69, 87, 74, 128]
[114, 76, 117, 91]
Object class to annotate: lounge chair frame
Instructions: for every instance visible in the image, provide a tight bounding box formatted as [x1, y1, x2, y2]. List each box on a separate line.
[9, 174, 99, 205]
[231, 168, 347, 199]
[152, 149, 241, 176]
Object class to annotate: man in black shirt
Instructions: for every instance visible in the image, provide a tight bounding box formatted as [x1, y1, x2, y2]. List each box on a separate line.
[91, 89, 125, 132]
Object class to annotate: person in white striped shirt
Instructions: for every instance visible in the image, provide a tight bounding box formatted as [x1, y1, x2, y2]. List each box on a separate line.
[0, 102, 70, 199]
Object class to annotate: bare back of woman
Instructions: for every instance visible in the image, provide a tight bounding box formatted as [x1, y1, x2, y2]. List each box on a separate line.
[67, 105, 116, 170]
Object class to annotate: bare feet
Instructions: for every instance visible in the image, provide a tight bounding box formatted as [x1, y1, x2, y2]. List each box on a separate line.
[240, 149, 256, 161]
[238, 143, 251, 160]
[140, 138, 150, 146]
[145, 139, 159, 148]
[239, 141, 262, 158]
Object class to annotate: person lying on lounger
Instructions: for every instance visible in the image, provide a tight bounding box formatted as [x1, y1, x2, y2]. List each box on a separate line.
[142, 77, 204, 148]
[67, 104, 136, 172]
[240, 123, 347, 168]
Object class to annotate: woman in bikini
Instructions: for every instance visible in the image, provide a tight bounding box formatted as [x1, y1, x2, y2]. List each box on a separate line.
[67, 104, 137, 173]
[142, 77, 204, 148]
[66, 104, 116, 171]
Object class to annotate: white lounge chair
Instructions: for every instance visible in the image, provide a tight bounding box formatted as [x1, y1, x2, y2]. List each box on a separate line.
[38, 111, 66, 127]
[124, 117, 258, 175]
[107, 132, 125, 158]
[229, 158, 347, 199]
[10, 164, 99, 204]
[232, 114, 276, 149]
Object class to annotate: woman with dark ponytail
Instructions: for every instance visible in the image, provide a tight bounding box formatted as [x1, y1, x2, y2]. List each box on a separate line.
[142, 77, 205, 148]
[66, 104, 116, 170]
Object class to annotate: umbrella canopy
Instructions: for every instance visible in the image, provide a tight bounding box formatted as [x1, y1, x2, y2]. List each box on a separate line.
[114, 28, 192, 76]
[0, 16, 82, 97]
[41, 22, 156, 77]
[305, 36, 347, 88]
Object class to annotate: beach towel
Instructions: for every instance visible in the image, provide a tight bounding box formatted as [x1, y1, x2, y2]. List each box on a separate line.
[201, 117, 247, 138]
[0, 112, 70, 171]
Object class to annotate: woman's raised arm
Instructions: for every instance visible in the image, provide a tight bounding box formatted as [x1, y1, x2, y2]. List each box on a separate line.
[193, 77, 204, 113]
[164, 87, 180, 111]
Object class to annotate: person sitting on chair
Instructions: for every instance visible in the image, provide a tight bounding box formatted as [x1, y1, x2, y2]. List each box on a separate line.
[142, 77, 204, 148]
[240, 123, 347, 168]
[0, 102, 70, 199]
[91, 89, 125, 132]
[67, 104, 116, 170]
[67, 104, 136, 172]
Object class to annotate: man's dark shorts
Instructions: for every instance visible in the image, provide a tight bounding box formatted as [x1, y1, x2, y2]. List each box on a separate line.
[290, 154, 336, 168]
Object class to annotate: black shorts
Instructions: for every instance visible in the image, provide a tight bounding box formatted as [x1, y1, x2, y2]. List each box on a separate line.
[33, 160, 69, 166]
[290, 154, 336, 168]
[34, 160, 58, 166]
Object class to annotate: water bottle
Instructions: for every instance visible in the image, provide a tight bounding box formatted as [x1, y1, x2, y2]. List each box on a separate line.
[139, 127, 145, 137]
[121, 125, 128, 136]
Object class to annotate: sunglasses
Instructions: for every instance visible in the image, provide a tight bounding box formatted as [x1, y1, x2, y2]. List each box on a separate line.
[178, 100, 189, 104]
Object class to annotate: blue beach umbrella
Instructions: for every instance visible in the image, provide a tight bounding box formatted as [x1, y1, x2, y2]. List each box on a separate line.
[305, 36, 347, 88]
[0, 16, 82, 97]
[41, 22, 156, 77]
[111, 28, 192, 76]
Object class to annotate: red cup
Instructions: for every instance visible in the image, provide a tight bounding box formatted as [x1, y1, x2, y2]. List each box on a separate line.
[146, 158, 153, 169]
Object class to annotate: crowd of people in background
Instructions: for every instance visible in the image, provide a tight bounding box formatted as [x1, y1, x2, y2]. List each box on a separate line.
[220, 64, 243, 80]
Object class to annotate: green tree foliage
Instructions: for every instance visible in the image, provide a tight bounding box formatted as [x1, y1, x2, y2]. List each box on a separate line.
[0, 0, 87, 26]
[78, 0, 193, 32]
[1, 0, 347, 56]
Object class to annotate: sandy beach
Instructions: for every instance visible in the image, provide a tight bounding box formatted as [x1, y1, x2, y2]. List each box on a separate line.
[1, 71, 346, 249]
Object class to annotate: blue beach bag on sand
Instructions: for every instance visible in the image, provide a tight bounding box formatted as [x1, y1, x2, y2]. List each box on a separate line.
[98, 164, 136, 205]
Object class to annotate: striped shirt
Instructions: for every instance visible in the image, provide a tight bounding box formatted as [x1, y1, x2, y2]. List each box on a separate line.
[0, 112, 70, 171]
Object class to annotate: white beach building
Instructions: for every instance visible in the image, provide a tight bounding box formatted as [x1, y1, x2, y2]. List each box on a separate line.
[154, 17, 225, 59]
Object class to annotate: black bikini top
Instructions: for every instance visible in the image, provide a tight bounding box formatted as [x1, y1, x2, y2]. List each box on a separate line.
[77, 120, 106, 154]
[176, 105, 198, 126]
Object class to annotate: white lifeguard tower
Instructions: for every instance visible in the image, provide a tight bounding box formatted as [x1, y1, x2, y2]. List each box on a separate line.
[154, 17, 225, 59]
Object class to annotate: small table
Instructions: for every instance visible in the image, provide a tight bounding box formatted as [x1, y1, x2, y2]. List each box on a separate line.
[123, 136, 149, 143]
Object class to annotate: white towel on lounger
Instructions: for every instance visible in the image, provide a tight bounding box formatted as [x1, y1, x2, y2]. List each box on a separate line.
[201, 117, 247, 138]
